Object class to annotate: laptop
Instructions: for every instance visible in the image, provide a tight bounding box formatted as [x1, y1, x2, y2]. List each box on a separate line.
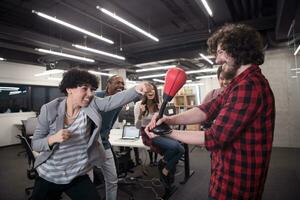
[121, 125, 140, 140]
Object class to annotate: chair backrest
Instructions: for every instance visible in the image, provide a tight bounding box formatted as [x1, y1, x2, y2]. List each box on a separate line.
[22, 117, 38, 136]
[17, 135, 36, 168]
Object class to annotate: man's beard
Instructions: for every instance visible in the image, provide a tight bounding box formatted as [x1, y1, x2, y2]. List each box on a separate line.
[223, 64, 239, 80]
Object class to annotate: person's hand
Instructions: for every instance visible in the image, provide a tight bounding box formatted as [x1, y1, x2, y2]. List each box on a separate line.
[135, 82, 152, 95]
[145, 112, 170, 134]
[140, 104, 146, 112]
[48, 129, 71, 146]
[145, 128, 159, 139]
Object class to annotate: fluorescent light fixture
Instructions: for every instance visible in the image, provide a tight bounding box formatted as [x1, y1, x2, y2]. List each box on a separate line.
[0, 87, 19, 91]
[35, 69, 65, 77]
[135, 59, 177, 67]
[9, 91, 22, 95]
[200, 53, 213, 65]
[73, 44, 125, 60]
[294, 44, 300, 55]
[291, 75, 298, 78]
[136, 65, 176, 72]
[186, 80, 192, 83]
[36, 48, 95, 63]
[96, 6, 159, 42]
[186, 68, 218, 74]
[138, 68, 218, 79]
[152, 78, 165, 83]
[290, 68, 300, 71]
[296, 71, 300, 74]
[88, 70, 114, 77]
[138, 73, 166, 79]
[48, 77, 62, 81]
[196, 74, 217, 79]
[201, 0, 213, 17]
[32, 10, 113, 44]
[0, 57, 5, 61]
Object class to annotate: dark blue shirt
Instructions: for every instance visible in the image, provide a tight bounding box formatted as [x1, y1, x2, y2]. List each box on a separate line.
[96, 91, 123, 149]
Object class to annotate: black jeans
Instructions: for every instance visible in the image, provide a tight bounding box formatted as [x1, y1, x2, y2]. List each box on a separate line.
[32, 175, 101, 200]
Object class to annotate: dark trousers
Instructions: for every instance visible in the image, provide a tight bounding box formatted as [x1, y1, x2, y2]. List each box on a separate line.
[32, 175, 101, 200]
[152, 136, 184, 174]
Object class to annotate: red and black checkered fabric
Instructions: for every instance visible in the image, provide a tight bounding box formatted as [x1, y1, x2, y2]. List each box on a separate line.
[199, 65, 275, 200]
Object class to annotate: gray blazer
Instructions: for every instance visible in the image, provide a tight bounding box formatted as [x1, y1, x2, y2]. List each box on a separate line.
[32, 87, 140, 168]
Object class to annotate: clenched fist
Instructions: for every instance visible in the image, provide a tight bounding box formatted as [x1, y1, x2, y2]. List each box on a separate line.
[48, 129, 71, 146]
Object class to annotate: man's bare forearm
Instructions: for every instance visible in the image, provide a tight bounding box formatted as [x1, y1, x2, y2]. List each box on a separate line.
[168, 129, 205, 145]
[168, 107, 206, 125]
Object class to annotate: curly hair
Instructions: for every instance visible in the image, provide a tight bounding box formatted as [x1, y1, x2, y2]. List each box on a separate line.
[207, 23, 264, 66]
[59, 68, 99, 95]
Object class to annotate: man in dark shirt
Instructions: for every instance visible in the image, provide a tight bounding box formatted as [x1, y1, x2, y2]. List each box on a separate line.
[96, 75, 125, 200]
[146, 24, 275, 200]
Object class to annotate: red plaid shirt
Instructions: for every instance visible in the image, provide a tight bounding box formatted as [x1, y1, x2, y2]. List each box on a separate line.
[199, 65, 275, 200]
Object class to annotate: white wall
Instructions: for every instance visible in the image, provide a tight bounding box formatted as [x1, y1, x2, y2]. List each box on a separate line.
[262, 48, 300, 147]
[0, 61, 60, 86]
[0, 112, 36, 146]
[0, 61, 58, 146]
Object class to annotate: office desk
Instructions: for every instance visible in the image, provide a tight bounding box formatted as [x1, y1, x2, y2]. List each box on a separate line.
[109, 129, 149, 149]
[109, 128, 194, 184]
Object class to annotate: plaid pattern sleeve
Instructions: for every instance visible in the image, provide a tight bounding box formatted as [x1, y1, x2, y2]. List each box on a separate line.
[198, 65, 275, 199]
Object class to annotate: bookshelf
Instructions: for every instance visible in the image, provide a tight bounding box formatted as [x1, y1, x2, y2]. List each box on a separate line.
[173, 94, 199, 131]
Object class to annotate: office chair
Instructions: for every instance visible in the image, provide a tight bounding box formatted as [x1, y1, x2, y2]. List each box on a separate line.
[21, 117, 38, 144]
[17, 134, 38, 200]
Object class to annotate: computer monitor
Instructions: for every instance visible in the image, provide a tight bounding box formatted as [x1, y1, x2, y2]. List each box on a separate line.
[122, 125, 140, 139]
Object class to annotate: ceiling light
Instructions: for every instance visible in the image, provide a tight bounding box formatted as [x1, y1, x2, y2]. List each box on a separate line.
[48, 77, 62, 81]
[138, 73, 166, 79]
[96, 6, 159, 42]
[135, 59, 177, 67]
[35, 48, 95, 63]
[136, 65, 176, 73]
[0, 57, 5, 61]
[138, 67, 218, 79]
[294, 44, 300, 55]
[291, 75, 298, 78]
[152, 79, 165, 83]
[186, 68, 218, 74]
[200, 0, 213, 17]
[32, 10, 114, 44]
[200, 53, 213, 65]
[296, 71, 300, 74]
[88, 70, 114, 77]
[290, 68, 300, 71]
[0, 87, 19, 91]
[186, 80, 192, 83]
[196, 75, 217, 79]
[73, 44, 125, 60]
[35, 69, 65, 77]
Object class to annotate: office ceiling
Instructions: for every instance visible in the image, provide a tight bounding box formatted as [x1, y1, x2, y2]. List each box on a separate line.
[0, 0, 299, 81]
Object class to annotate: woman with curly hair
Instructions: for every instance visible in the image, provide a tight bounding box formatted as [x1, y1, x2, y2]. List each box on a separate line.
[31, 68, 151, 200]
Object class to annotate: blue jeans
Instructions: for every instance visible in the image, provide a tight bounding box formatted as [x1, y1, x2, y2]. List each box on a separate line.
[152, 136, 184, 174]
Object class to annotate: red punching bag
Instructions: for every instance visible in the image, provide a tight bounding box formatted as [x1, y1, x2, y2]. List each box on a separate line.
[163, 67, 187, 101]
[152, 67, 187, 135]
